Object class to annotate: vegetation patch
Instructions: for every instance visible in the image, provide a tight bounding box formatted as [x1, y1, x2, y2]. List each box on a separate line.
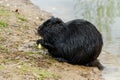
[0, 65, 5, 70]
[0, 46, 9, 53]
[0, 20, 8, 28]
[0, 36, 6, 41]
[26, 51, 38, 55]
[16, 14, 27, 22]
[0, 7, 10, 16]
[0, 58, 10, 64]
[38, 69, 57, 80]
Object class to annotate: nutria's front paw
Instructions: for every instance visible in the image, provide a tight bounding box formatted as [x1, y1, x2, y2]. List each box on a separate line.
[36, 39, 44, 45]
[36, 39, 44, 49]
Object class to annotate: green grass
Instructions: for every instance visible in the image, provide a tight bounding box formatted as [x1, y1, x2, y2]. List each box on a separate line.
[0, 7, 10, 16]
[26, 51, 37, 55]
[0, 65, 5, 70]
[0, 36, 6, 41]
[24, 24, 29, 29]
[38, 69, 55, 80]
[25, 51, 41, 57]
[0, 7, 10, 28]
[16, 14, 27, 21]
[0, 21, 8, 28]
[0, 46, 9, 53]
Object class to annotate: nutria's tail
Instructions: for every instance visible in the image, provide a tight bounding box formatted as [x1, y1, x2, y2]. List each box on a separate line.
[85, 59, 104, 70]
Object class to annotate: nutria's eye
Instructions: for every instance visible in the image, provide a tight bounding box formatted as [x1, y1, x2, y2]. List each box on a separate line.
[56, 20, 62, 24]
[54, 18, 63, 24]
[46, 20, 51, 23]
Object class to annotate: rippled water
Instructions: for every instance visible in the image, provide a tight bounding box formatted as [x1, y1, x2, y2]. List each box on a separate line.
[31, 0, 120, 80]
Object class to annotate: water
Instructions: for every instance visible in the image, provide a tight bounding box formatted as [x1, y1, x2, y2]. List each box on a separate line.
[31, 0, 120, 80]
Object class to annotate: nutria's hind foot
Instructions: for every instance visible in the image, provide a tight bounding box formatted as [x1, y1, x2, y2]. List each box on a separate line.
[86, 59, 104, 70]
[55, 57, 68, 62]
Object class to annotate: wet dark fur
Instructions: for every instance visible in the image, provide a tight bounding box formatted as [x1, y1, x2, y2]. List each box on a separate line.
[36, 17, 103, 70]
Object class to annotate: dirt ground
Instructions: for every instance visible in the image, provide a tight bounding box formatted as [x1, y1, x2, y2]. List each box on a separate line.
[0, 0, 104, 80]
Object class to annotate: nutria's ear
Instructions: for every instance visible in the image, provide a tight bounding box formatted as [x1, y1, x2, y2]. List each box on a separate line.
[55, 18, 63, 24]
[51, 17, 64, 24]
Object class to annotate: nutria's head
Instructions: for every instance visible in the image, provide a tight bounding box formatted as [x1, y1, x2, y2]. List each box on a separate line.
[37, 17, 65, 41]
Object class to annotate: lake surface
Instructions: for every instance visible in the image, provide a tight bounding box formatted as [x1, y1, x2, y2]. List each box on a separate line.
[31, 0, 120, 80]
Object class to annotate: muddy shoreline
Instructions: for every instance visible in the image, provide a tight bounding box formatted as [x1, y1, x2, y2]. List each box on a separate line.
[0, 0, 103, 80]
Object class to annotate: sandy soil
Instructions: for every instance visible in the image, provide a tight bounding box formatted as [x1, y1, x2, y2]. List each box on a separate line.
[0, 0, 104, 80]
